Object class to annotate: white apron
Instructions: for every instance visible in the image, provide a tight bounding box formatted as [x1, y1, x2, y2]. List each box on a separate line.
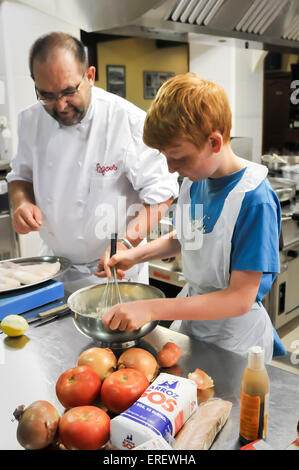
[172, 159, 274, 363]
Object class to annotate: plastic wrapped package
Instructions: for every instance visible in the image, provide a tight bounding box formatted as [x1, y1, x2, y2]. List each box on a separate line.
[172, 398, 232, 450]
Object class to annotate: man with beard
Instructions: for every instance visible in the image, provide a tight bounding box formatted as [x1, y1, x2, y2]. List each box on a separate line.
[7, 33, 178, 292]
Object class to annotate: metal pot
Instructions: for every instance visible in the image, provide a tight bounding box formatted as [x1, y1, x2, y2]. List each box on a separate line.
[262, 154, 299, 170]
[268, 177, 297, 202]
[67, 282, 165, 348]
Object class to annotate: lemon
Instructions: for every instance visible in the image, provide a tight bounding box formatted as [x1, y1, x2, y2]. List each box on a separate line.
[1, 315, 29, 337]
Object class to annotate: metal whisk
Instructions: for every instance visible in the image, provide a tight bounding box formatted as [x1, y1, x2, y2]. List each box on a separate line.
[100, 233, 122, 314]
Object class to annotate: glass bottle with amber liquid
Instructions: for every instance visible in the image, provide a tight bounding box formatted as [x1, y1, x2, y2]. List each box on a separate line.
[239, 346, 270, 444]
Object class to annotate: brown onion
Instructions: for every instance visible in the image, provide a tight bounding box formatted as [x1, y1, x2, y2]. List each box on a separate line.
[77, 347, 117, 381]
[117, 348, 159, 382]
[13, 400, 60, 449]
[187, 368, 214, 390]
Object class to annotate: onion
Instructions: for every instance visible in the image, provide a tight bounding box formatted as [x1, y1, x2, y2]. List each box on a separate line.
[77, 347, 117, 381]
[187, 368, 214, 390]
[13, 400, 60, 449]
[117, 348, 159, 382]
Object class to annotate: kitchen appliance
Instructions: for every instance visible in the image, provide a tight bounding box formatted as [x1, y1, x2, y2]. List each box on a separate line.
[18, 0, 299, 52]
[149, 175, 299, 329]
[268, 176, 296, 203]
[0, 281, 64, 320]
[262, 154, 299, 189]
[260, 155, 299, 328]
[263, 176, 299, 328]
[67, 282, 165, 348]
[0, 164, 19, 261]
[0, 116, 11, 162]
[149, 197, 185, 289]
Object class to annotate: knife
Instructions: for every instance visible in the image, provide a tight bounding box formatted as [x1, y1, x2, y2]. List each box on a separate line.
[34, 305, 71, 327]
[0, 303, 71, 333]
[27, 303, 69, 322]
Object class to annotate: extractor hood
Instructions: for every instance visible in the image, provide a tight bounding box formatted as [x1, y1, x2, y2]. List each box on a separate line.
[15, 0, 299, 51]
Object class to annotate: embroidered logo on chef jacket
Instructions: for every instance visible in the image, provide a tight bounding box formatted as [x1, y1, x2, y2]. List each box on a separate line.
[95, 163, 118, 176]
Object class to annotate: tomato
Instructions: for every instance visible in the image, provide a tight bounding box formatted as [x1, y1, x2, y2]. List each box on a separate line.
[100, 368, 149, 414]
[59, 406, 110, 450]
[56, 365, 101, 409]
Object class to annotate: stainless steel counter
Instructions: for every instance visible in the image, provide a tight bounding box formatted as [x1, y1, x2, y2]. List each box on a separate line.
[1, 315, 298, 450]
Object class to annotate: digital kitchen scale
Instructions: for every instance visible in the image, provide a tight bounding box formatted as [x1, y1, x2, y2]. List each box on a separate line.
[0, 280, 64, 320]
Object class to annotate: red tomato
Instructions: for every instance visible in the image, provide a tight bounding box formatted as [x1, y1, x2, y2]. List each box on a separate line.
[100, 368, 149, 414]
[59, 406, 110, 450]
[56, 365, 101, 409]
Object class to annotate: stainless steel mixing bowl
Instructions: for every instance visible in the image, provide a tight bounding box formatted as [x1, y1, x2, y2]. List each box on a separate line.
[67, 282, 165, 348]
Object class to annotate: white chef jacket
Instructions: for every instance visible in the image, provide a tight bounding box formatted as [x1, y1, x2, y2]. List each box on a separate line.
[7, 87, 179, 288]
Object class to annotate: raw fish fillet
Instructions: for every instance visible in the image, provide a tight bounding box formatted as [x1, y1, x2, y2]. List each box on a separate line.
[0, 276, 21, 291]
[0, 269, 19, 279]
[16, 262, 60, 277]
[172, 398, 232, 450]
[0, 261, 61, 287]
[10, 270, 42, 285]
[0, 261, 19, 270]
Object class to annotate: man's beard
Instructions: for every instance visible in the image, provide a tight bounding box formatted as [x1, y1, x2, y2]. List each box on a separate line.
[48, 103, 86, 126]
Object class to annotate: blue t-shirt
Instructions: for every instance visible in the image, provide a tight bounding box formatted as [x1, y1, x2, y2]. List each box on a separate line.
[190, 167, 281, 302]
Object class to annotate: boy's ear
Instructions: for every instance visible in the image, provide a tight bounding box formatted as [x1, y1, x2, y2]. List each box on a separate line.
[209, 132, 222, 153]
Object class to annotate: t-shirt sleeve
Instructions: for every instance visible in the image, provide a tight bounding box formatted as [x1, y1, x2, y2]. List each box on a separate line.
[231, 197, 281, 274]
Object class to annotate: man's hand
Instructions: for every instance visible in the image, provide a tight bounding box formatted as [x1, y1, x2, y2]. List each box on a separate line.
[101, 300, 152, 331]
[12, 202, 42, 234]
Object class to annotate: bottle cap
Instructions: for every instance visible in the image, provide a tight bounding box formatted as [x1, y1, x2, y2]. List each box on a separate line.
[248, 346, 265, 369]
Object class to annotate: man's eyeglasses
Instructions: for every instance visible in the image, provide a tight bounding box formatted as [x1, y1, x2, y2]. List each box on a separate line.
[35, 72, 86, 106]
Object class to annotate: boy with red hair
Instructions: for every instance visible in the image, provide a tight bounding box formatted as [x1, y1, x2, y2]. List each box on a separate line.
[100, 73, 281, 362]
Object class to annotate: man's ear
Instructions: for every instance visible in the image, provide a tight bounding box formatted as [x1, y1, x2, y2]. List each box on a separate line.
[209, 132, 222, 153]
[86, 66, 96, 86]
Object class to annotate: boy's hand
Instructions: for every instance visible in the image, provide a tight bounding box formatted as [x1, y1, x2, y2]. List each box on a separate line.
[101, 300, 152, 331]
[95, 242, 136, 280]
